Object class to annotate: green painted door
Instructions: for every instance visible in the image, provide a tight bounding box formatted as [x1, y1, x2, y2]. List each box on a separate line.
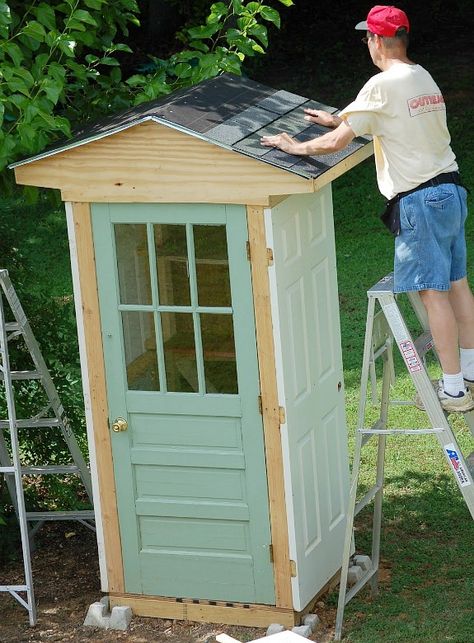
[92, 203, 275, 604]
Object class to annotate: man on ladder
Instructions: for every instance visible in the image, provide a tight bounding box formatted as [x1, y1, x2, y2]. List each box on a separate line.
[260, 3, 474, 638]
[261, 4, 474, 411]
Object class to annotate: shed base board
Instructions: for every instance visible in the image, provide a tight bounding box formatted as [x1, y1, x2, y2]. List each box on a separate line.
[108, 594, 297, 628]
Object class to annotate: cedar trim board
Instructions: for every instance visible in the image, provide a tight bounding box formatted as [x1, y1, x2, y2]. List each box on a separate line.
[65, 202, 107, 590]
[108, 594, 297, 628]
[246, 205, 292, 609]
[13, 122, 313, 205]
[13, 121, 372, 205]
[70, 202, 125, 593]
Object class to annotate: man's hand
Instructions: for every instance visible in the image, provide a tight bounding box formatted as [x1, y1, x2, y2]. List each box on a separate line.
[260, 132, 299, 154]
[303, 108, 341, 128]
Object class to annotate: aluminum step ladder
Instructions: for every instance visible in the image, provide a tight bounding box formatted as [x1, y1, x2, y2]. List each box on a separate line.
[334, 273, 474, 640]
[0, 269, 95, 625]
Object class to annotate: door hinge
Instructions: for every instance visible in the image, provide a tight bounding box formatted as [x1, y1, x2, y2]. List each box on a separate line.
[269, 544, 274, 563]
[258, 395, 263, 414]
[266, 248, 274, 266]
[279, 406, 286, 425]
[290, 560, 297, 577]
[246, 241, 251, 261]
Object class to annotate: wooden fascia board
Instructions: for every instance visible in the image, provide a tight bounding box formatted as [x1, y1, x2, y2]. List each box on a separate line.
[12, 121, 313, 205]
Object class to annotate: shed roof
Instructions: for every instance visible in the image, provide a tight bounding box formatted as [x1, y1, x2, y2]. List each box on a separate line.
[10, 74, 370, 180]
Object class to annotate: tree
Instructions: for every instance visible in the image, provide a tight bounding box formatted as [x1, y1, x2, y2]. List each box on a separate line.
[0, 0, 294, 186]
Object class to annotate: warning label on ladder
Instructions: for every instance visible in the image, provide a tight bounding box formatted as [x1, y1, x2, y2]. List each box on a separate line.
[445, 444, 471, 487]
[399, 340, 422, 373]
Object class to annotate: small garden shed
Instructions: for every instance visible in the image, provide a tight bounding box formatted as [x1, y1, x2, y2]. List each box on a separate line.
[11, 73, 373, 628]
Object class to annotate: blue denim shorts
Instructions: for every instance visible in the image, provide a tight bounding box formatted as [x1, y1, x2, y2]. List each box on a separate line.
[393, 184, 468, 293]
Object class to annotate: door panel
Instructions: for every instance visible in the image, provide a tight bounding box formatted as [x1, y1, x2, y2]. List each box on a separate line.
[269, 189, 349, 610]
[92, 203, 274, 604]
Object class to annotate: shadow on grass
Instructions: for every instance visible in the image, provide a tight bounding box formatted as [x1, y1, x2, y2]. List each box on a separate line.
[334, 469, 474, 642]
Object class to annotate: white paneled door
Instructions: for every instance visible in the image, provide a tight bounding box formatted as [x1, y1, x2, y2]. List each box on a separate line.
[267, 187, 350, 611]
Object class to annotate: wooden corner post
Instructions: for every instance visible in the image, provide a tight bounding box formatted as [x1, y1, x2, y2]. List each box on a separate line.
[68, 201, 124, 593]
[246, 205, 293, 610]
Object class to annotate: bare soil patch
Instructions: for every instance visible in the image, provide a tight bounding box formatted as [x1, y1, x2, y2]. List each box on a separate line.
[0, 523, 338, 642]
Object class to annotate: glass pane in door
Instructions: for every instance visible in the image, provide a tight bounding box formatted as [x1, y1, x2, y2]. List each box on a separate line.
[154, 224, 190, 306]
[162, 312, 197, 393]
[121, 311, 159, 391]
[201, 314, 238, 394]
[115, 224, 152, 305]
[194, 225, 231, 307]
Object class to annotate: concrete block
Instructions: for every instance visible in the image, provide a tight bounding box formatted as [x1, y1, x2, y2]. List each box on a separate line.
[83, 598, 133, 631]
[353, 555, 372, 572]
[100, 595, 110, 610]
[347, 564, 363, 586]
[109, 605, 133, 630]
[291, 624, 313, 638]
[266, 623, 286, 636]
[83, 601, 110, 628]
[303, 613, 320, 631]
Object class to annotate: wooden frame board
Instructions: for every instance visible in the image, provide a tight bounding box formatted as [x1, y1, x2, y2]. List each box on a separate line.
[70, 202, 124, 593]
[246, 206, 292, 610]
[13, 121, 373, 206]
[108, 593, 297, 628]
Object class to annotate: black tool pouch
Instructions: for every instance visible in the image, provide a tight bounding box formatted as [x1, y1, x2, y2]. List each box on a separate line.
[380, 198, 400, 236]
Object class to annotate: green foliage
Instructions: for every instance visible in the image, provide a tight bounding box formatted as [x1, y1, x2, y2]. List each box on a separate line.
[0, 0, 139, 180]
[0, 0, 293, 186]
[125, 1, 294, 105]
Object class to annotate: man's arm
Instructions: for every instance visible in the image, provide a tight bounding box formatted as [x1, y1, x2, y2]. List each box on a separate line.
[260, 119, 355, 156]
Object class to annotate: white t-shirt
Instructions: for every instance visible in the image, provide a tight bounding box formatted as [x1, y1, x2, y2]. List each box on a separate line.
[339, 63, 458, 199]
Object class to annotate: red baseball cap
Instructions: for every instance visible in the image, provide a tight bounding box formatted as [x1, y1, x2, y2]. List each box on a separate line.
[355, 5, 410, 37]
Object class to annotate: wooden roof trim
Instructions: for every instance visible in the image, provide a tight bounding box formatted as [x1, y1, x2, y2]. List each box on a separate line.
[13, 121, 313, 205]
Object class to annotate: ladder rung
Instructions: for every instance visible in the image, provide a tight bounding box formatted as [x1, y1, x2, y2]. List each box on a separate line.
[0, 585, 29, 593]
[4, 322, 21, 331]
[0, 370, 42, 380]
[355, 484, 383, 516]
[26, 510, 95, 521]
[359, 428, 444, 436]
[414, 330, 434, 358]
[21, 465, 80, 475]
[0, 466, 15, 473]
[344, 567, 378, 606]
[0, 418, 60, 429]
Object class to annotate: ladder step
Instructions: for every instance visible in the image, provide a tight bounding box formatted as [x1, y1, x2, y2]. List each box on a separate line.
[0, 418, 60, 429]
[343, 567, 378, 606]
[26, 510, 95, 522]
[414, 330, 434, 358]
[0, 370, 42, 381]
[20, 465, 80, 475]
[0, 585, 29, 593]
[359, 428, 444, 436]
[355, 484, 382, 516]
[4, 322, 21, 332]
[0, 466, 15, 473]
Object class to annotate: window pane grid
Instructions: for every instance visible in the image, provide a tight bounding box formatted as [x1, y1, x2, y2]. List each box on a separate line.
[115, 221, 238, 395]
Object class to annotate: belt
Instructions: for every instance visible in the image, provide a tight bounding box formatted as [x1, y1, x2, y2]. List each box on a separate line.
[396, 171, 462, 202]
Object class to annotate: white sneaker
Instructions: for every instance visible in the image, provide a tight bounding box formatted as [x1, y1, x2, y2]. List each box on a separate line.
[464, 377, 474, 394]
[414, 379, 474, 413]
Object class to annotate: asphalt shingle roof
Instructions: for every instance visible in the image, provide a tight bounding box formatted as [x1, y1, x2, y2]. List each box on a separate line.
[11, 73, 371, 179]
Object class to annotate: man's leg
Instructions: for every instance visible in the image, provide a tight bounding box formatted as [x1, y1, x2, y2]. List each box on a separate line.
[418, 285, 474, 411]
[449, 277, 474, 388]
[418, 289, 460, 374]
[448, 277, 474, 349]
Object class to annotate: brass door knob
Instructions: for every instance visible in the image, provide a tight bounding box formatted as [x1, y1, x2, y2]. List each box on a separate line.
[111, 417, 128, 432]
